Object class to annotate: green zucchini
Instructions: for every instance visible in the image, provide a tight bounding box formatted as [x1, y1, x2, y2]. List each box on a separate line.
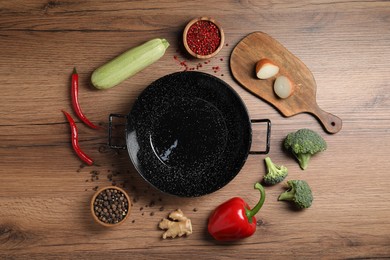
[91, 38, 170, 90]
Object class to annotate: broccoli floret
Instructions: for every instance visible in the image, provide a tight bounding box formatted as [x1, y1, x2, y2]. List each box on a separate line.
[278, 180, 313, 209]
[263, 157, 288, 185]
[284, 129, 327, 170]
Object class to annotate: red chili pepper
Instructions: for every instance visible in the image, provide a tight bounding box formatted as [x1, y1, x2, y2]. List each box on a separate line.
[62, 110, 94, 166]
[207, 182, 266, 241]
[71, 68, 99, 129]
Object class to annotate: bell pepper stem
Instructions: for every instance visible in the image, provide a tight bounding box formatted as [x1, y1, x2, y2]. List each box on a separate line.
[245, 182, 266, 223]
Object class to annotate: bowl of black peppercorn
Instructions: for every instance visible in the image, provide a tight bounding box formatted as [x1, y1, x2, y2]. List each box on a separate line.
[90, 186, 131, 227]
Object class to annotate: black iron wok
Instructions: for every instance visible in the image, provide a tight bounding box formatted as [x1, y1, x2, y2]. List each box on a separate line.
[109, 71, 271, 197]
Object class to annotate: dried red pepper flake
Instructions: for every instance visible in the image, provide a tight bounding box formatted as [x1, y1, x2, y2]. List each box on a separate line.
[186, 20, 221, 56]
[173, 55, 190, 71]
[173, 52, 227, 75]
[212, 66, 221, 73]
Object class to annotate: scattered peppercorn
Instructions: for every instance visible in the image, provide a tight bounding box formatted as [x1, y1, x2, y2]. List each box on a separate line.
[77, 164, 86, 172]
[90, 170, 100, 182]
[98, 145, 109, 154]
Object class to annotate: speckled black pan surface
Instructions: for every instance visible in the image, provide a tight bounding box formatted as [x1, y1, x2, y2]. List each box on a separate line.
[126, 71, 252, 197]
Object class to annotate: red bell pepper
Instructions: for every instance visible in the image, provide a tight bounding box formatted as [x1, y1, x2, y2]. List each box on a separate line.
[207, 182, 266, 241]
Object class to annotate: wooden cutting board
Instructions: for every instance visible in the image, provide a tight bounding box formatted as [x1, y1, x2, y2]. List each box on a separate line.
[230, 32, 342, 134]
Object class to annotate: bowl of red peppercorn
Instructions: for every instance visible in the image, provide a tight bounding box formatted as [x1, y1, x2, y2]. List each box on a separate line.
[183, 17, 225, 59]
[90, 186, 131, 227]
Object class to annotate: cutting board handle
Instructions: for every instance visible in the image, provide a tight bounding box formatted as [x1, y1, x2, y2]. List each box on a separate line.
[311, 105, 342, 134]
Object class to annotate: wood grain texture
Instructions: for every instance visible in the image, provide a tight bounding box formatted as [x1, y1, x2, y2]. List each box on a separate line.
[1, 0, 390, 259]
[231, 32, 342, 133]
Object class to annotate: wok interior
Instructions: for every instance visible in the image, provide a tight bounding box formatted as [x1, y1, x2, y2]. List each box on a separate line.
[150, 97, 228, 169]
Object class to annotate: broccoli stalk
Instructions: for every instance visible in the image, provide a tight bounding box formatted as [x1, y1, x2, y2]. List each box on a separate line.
[278, 180, 313, 209]
[284, 129, 327, 170]
[293, 153, 311, 171]
[263, 157, 288, 185]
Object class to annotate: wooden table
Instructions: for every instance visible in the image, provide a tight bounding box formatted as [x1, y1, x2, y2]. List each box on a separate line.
[1, 1, 389, 259]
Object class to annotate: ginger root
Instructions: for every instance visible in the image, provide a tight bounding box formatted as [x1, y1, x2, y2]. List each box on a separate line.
[159, 209, 192, 239]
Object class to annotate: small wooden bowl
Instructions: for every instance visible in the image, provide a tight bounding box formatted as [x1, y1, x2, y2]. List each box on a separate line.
[183, 17, 225, 59]
[90, 186, 131, 227]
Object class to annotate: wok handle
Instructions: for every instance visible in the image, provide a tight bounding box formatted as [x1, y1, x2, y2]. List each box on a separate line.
[108, 113, 127, 149]
[249, 119, 271, 154]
